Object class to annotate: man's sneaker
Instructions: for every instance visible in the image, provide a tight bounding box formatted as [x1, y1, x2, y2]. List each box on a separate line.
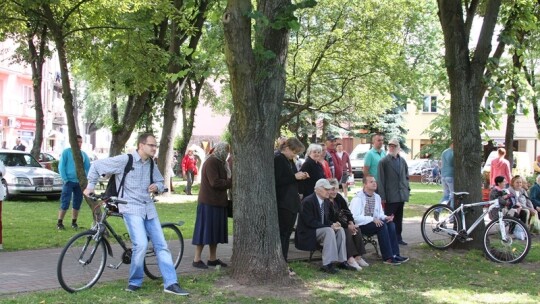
[125, 285, 141, 292]
[57, 223, 65, 230]
[383, 258, 401, 265]
[71, 223, 79, 229]
[164, 283, 189, 296]
[434, 210, 440, 221]
[394, 255, 409, 263]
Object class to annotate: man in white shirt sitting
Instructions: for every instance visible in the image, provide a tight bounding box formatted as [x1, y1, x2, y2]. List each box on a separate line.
[349, 176, 409, 265]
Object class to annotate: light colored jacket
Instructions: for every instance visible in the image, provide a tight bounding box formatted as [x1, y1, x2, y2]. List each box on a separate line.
[349, 190, 386, 226]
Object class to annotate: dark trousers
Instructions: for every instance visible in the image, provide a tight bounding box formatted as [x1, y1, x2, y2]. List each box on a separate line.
[384, 202, 405, 242]
[360, 221, 400, 260]
[344, 228, 366, 258]
[185, 170, 194, 194]
[278, 208, 297, 262]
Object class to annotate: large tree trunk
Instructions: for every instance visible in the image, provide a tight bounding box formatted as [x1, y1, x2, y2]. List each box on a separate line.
[223, 0, 291, 284]
[438, 0, 502, 249]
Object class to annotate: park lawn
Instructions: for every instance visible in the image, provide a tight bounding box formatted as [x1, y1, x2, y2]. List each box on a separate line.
[2, 244, 540, 303]
[1, 182, 444, 251]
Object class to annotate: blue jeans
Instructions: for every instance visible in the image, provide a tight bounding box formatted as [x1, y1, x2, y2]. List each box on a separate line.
[60, 181, 83, 210]
[440, 176, 454, 208]
[360, 221, 400, 261]
[123, 214, 177, 288]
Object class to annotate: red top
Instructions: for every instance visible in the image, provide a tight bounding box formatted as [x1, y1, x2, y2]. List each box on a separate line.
[181, 154, 198, 175]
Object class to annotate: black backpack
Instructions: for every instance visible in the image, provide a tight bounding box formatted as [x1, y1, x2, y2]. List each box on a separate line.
[103, 154, 154, 199]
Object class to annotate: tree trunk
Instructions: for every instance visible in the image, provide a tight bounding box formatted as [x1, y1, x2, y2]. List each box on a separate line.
[438, 0, 502, 249]
[109, 92, 150, 156]
[27, 28, 47, 160]
[157, 0, 210, 181]
[223, 0, 292, 284]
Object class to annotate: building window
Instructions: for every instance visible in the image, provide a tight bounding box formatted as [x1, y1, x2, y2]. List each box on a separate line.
[423, 96, 437, 113]
[22, 85, 33, 105]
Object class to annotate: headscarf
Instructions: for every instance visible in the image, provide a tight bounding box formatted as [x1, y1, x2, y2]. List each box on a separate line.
[211, 142, 231, 178]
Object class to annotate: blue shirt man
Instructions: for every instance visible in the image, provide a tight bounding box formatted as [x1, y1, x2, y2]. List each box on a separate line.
[440, 143, 454, 207]
[57, 135, 91, 230]
[83, 133, 189, 296]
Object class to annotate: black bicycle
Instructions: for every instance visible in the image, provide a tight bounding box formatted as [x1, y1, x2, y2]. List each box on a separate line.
[57, 193, 184, 293]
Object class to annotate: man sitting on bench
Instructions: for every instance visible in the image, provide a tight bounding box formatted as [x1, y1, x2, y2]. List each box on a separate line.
[349, 176, 409, 265]
[295, 179, 354, 273]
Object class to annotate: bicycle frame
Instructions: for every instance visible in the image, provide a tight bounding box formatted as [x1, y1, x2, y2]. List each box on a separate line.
[439, 198, 508, 241]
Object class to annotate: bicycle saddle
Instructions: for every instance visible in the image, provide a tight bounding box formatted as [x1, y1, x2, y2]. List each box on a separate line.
[453, 192, 469, 198]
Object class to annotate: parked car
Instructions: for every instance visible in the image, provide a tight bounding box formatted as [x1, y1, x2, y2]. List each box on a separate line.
[408, 159, 439, 175]
[38, 152, 57, 170]
[0, 150, 63, 200]
[350, 144, 372, 178]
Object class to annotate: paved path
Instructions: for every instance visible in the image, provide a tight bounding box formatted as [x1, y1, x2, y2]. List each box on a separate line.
[0, 219, 423, 296]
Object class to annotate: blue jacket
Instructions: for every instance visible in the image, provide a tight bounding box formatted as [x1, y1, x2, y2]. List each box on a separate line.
[59, 148, 91, 183]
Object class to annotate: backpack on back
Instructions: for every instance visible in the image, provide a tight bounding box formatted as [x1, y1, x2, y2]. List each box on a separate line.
[103, 154, 154, 199]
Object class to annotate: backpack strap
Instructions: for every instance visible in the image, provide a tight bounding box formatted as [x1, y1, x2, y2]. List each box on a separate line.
[118, 154, 133, 198]
[150, 157, 154, 184]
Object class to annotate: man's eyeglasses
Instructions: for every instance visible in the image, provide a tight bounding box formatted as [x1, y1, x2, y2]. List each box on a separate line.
[388, 144, 397, 147]
[144, 143, 158, 148]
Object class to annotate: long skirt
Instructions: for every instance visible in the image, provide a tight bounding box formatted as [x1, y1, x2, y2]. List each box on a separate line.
[192, 203, 228, 245]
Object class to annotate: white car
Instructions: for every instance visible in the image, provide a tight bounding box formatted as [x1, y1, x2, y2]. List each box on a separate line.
[350, 144, 372, 178]
[0, 150, 63, 200]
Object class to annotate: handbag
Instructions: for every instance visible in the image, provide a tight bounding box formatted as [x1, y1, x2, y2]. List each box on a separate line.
[227, 199, 233, 218]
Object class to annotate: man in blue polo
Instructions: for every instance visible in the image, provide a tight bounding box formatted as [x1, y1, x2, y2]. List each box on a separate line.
[363, 134, 386, 181]
[57, 135, 91, 230]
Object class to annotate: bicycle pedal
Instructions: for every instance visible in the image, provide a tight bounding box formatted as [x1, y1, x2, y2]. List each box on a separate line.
[107, 264, 120, 270]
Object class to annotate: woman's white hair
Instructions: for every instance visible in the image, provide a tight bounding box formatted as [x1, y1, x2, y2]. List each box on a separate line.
[305, 143, 322, 156]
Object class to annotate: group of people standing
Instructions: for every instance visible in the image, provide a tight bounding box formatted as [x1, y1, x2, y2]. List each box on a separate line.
[275, 134, 411, 275]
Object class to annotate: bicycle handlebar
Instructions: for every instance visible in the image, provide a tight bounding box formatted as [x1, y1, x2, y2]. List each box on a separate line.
[87, 193, 128, 205]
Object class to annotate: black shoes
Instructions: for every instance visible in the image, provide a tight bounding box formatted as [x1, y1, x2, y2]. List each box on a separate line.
[398, 240, 408, 246]
[164, 283, 189, 296]
[71, 223, 78, 229]
[57, 223, 65, 230]
[337, 261, 357, 271]
[207, 259, 228, 267]
[394, 255, 409, 263]
[320, 264, 338, 274]
[192, 260, 208, 269]
[125, 285, 141, 292]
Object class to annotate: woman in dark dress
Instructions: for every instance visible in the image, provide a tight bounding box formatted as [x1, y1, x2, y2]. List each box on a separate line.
[192, 143, 232, 269]
[328, 178, 370, 270]
[274, 138, 308, 276]
[299, 143, 326, 198]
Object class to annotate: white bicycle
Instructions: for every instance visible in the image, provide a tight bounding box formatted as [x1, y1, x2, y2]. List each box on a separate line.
[421, 192, 531, 263]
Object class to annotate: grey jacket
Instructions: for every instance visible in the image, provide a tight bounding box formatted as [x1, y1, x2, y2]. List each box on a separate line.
[377, 154, 410, 203]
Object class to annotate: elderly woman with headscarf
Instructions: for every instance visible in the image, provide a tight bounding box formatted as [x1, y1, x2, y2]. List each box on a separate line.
[192, 143, 232, 269]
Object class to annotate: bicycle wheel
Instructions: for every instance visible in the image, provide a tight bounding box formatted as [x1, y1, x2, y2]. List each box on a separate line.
[483, 216, 531, 263]
[421, 204, 459, 249]
[57, 230, 107, 293]
[421, 174, 429, 185]
[144, 223, 184, 279]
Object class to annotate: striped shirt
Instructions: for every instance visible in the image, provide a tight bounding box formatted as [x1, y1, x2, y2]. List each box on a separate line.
[87, 152, 164, 219]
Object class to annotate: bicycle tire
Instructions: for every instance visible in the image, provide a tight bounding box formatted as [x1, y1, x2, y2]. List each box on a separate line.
[57, 230, 107, 293]
[483, 216, 531, 263]
[420, 204, 459, 249]
[144, 223, 184, 280]
[421, 175, 429, 185]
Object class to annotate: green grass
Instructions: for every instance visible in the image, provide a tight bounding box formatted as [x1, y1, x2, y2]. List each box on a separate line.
[3, 182, 540, 303]
[1, 197, 235, 251]
[2, 244, 539, 303]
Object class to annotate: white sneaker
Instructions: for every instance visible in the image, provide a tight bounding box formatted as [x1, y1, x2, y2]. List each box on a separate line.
[356, 257, 369, 267]
[347, 258, 362, 271]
